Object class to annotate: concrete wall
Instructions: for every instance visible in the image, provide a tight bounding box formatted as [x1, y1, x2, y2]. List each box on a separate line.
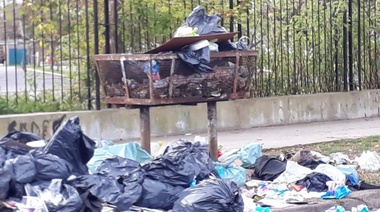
[1, 89, 380, 141]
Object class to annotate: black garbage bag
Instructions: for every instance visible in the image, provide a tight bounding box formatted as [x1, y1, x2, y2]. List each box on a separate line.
[143, 139, 215, 188]
[180, 6, 227, 35]
[0, 137, 33, 156]
[252, 156, 287, 181]
[164, 140, 217, 181]
[12, 155, 37, 184]
[1, 131, 43, 145]
[296, 173, 332, 192]
[172, 178, 243, 212]
[177, 46, 213, 73]
[69, 175, 142, 211]
[43, 116, 96, 176]
[34, 153, 73, 180]
[0, 165, 12, 199]
[135, 177, 185, 210]
[97, 156, 145, 184]
[0, 146, 6, 165]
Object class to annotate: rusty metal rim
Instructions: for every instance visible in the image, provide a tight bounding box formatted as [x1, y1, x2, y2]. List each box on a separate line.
[104, 92, 251, 106]
[93, 51, 258, 61]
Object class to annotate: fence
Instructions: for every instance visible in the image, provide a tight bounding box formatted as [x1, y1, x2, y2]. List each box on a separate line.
[0, 0, 378, 113]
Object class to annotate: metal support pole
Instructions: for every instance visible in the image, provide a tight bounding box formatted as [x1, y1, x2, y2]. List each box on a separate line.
[140, 107, 151, 154]
[207, 101, 218, 161]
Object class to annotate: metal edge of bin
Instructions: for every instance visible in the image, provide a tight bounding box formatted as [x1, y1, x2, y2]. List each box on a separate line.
[103, 91, 251, 107]
[92, 51, 258, 61]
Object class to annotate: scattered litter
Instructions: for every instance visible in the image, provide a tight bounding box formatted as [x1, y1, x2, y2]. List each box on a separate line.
[321, 182, 351, 199]
[325, 205, 346, 212]
[172, 178, 244, 212]
[352, 204, 369, 212]
[355, 151, 380, 172]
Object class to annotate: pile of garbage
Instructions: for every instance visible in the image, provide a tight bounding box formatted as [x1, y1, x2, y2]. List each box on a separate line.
[1, 116, 380, 212]
[0, 116, 243, 212]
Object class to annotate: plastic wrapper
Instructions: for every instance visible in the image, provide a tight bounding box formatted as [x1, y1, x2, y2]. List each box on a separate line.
[25, 179, 83, 212]
[172, 178, 244, 212]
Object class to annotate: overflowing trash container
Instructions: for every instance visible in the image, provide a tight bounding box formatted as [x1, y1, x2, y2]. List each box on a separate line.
[94, 50, 257, 106]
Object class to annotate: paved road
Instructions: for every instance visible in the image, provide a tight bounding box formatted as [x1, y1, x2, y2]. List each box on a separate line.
[0, 66, 69, 94]
[151, 117, 380, 150]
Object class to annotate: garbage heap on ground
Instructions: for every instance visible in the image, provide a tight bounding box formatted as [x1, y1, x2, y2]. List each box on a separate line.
[1, 116, 380, 212]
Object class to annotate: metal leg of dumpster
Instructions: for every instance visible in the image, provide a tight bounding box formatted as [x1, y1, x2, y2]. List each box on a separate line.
[207, 101, 218, 161]
[140, 106, 151, 154]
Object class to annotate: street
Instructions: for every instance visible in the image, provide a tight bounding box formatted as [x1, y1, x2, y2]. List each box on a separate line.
[0, 66, 69, 95]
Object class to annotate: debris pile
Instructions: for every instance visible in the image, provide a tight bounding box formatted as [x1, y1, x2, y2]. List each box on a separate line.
[99, 5, 254, 100]
[0, 117, 243, 212]
[1, 117, 380, 212]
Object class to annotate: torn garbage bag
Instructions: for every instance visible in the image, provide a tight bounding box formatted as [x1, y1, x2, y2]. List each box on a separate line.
[43, 116, 95, 176]
[69, 174, 143, 211]
[135, 177, 185, 210]
[172, 178, 244, 212]
[296, 173, 332, 192]
[87, 142, 152, 174]
[143, 139, 216, 187]
[25, 179, 83, 212]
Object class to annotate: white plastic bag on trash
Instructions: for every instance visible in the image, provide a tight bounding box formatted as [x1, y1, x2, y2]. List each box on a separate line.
[355, 151, 380, 172]
[314, 164, 346, 184]
[274, 161, 312, 183]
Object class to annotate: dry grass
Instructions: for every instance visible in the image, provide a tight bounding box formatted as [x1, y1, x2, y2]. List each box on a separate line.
[262, 136, 380, 185]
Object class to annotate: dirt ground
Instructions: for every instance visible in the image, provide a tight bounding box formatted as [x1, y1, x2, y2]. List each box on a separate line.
[260, 136, 380, 185]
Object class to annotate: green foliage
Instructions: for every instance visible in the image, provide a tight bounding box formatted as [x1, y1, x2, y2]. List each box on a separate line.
[1, 0, 379, 115]
[0, 93, 84, 115]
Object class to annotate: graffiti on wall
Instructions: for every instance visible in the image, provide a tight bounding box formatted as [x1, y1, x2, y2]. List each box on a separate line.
[7, 115, 67, 139]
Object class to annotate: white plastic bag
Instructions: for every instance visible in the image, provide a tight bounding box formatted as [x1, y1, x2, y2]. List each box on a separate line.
[355, 151, 380, 172]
